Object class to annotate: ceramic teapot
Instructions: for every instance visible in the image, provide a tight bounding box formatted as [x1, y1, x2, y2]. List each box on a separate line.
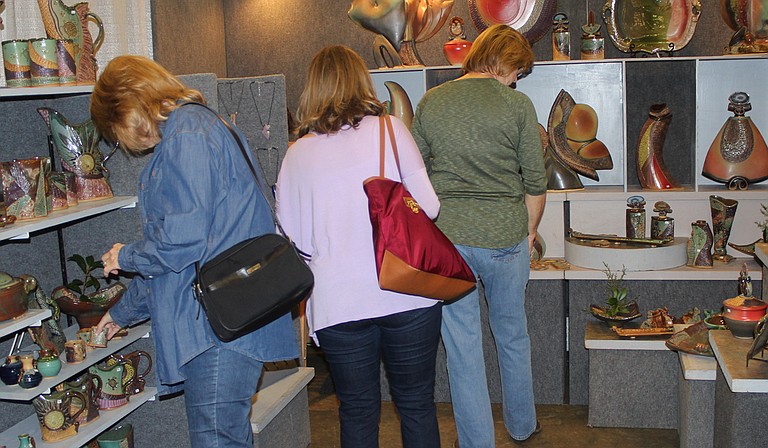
[89, 361, 129, 409]
[36, 0, 104, 83]
[32, 389, 86, 442]
[0, 272, 35, 321]
[57, 371, 102, 425]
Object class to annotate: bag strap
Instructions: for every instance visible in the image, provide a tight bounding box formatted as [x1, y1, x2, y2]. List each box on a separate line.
[378, 114, 402, 180]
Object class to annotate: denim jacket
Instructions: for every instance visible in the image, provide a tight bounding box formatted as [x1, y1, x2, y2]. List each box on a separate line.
[110, 103, 298, 395]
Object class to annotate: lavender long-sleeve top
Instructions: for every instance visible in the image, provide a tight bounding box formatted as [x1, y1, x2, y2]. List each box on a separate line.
[276, 115, 441, 343]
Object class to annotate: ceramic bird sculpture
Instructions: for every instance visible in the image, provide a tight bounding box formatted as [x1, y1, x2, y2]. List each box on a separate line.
[636, 104, 683, 190]
[38, 107, 113, 202]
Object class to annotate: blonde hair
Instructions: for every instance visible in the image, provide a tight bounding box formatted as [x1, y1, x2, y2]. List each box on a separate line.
[295, 45, 385, 137]
[90, 55, 205, 153]
[463, 24, 534, 78]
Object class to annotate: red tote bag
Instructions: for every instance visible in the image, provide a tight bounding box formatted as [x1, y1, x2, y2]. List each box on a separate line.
[363, 115, 476, 301]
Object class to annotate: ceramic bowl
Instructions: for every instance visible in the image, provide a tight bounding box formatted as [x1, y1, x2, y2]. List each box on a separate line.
[704, 314, 727, 330]
[590, 301, 642, 325]
[723, 315, 759, 339]
[723, 296, 768, 322]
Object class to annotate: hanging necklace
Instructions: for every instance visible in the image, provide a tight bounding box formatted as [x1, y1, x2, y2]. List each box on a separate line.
[217, 82, 245, 125]
[249, 80, 276, 140]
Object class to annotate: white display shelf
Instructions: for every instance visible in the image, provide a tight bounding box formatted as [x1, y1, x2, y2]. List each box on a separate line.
[710, 330, 768, 393]
[0, 309, 52, 339]
[584, 321, 669, 351]
[756, 242, 768, 267]
[0, 196, 137, 242]
[251, 367, 314, 433]
[0, 84, 93, 98]
[0, 387, 155, 447]
[565, 258, 763, 281]
[0, 324, 151, 401]
[679, 352, 717, 381]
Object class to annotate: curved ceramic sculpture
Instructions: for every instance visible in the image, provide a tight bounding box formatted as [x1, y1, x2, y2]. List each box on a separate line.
[547, 89, 613, 181]
[687, 220, 713, 268]
[350, 0, 454, 66]
[636, 104, 682, 190]
[468, 0, 558, 43]
[384, 81, 414, 129]
[721, 0, 768, 53]
[702, 92, 768, 190]
[710, 195, 738, 263]
[38, 107, 113, 202]
[602, 0, 702, 54]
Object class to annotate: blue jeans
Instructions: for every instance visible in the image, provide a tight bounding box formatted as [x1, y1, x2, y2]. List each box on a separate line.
[442, 241, 537, 446]
[180, 346, 263, 448]
[316, 304, 442, 448]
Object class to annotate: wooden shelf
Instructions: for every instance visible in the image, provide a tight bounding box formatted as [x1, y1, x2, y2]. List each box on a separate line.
[0, 324, 150, 401]
[0, 309, 52, 339]
[0, 196, 137, 242]
[0, 387, 155, 447]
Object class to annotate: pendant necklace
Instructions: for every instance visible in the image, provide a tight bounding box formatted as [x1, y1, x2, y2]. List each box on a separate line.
[249, 80, 276, 140]
[217, 82, 245, 125]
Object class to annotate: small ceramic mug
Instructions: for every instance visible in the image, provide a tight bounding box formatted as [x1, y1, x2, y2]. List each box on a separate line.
[89, 326, 108, 348]
[64, 340, 87, 363]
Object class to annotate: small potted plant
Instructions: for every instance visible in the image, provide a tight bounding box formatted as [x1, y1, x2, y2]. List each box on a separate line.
[52, 254, 126, 329]
[590, 263, 641, 325]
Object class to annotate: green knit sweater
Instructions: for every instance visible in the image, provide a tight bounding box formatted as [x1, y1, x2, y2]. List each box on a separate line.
[411, 77, 547, 248]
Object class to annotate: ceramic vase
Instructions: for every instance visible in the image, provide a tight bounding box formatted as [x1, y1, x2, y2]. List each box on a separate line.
[650, 201, 675, 241]
[0, 157, 52, 220]
[18, 354, 43, 389]
[625, 195, 646, 239]
[710, 195, 738, 262]
[687, 220, 713, 268]
[702, 92, 768, 190]
[36, 349, 62, 378]
[443, 17, 472, 66]
[17, 433, 35, 448]
[636, 104, 682, 190]
[97, 423, 134, 448]
[0, 355, 23, 385]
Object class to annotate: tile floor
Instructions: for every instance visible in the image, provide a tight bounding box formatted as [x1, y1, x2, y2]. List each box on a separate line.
[306, 348, 679, 447]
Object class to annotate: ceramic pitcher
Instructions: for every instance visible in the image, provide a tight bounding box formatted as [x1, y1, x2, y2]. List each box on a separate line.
[88, 362, 129, 409]
[32, 389, 86, 442]
[108, 350, 152, 396]
[57, 371, 102, 425]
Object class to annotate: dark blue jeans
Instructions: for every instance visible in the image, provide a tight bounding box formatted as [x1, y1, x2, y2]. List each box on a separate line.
[317, 304, 442, 448]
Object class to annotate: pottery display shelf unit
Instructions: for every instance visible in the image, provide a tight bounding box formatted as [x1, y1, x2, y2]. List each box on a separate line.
[0, 84, 150, 447]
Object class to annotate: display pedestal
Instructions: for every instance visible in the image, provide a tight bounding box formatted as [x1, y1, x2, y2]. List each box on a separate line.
[585, 321, 678, 428]
[251, 367, 314, 448]
[677, 352, 716, 448]
[709, 330, 768, 447]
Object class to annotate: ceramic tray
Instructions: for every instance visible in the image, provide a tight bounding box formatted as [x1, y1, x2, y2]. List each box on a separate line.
[665, 321, 713, 356]
[601, 0, 702, 54]
[612, 326, 674, 337]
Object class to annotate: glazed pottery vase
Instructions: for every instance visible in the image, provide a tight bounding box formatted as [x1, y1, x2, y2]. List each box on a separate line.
[710, 195, 738, 262]
[702, 92, 768, 190]
[650, 201, 675, 241]
[636, 104, 682, 190]
[57, 371, 102, 425]
[17, 433, 35, 448]
[0, 272, 35, 322]
[36, 349, 62, 378]
[18, 354, 43, 389]
[0, 355, 23, 385]
[37, 107, 113, 202]
[625, 195, 646, 239]
[552, 12, 570, 60]
[97, 423, 134, 448]
[89, 361, 129, 409]
[443, 16, 472, 65]
[53, 282, 126, 329]
[36, 0, 104, 83]
[687, 220, 713, 268]
[33, 389, 86, 442]
[0, 157, 52, 220]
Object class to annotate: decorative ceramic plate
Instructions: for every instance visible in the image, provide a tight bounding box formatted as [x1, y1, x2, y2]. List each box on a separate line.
[601, 0, 702, 54]
[665, 321, 713, 356]
[468, 0, 557, 43]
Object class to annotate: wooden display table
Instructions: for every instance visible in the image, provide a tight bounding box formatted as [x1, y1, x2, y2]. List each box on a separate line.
[585, 321, 678, 428]
[709, 330, 768, 447]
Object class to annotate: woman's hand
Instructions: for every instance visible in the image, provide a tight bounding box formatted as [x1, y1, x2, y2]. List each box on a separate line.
[102, 243, 125, 277]
[95, 311, 123, 340]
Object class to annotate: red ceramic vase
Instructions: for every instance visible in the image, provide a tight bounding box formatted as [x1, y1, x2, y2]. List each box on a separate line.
[443, 38, 472, 66]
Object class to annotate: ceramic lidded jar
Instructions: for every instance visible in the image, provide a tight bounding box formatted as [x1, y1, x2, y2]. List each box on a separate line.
[723, 296, 768, 339]
[552, 12, 570, 61]
[443, 16, 472, 66]
[0, 354, 23, 385]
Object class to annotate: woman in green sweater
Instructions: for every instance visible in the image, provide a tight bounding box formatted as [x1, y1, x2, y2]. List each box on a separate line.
[411, 24, 547, 447]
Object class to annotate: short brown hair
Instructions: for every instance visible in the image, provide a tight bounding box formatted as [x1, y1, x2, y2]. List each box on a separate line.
[295, 46, 385, 137]
[90, 55, 204, 153]
[463, 24, 534, 78]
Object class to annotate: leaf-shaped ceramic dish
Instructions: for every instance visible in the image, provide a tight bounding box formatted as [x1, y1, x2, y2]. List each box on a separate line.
[590, 300, 642, 324]
[601, 0, 702, 54]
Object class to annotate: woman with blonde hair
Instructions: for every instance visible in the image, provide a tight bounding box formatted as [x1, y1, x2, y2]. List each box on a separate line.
[411, 24, 547, 446]
[276, 45, 442, 448]
[92, 55, 298, 447]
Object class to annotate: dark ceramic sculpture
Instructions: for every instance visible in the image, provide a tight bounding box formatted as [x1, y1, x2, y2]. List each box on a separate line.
[636, 104, 682, 190]
[687, 220, 713, 268]
[709, 195, 738, 262]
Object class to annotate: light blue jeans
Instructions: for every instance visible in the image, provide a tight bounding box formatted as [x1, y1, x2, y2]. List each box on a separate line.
[180, 346, 264, 448]
[442, 241, 537, 446]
